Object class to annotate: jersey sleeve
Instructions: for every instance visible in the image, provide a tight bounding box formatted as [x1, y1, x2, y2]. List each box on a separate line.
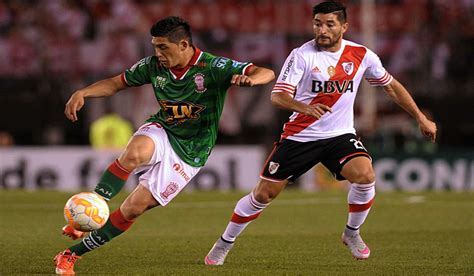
[363, 50, 393, 86]
[272, 49, 305, 97]
[122, 56, 154, 86]
[211, 56, 253, 88]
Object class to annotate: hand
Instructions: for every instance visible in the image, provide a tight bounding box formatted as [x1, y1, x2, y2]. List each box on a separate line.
[231, 74, 253, 87]
[64, 91, 85, 122]
[418, 117, 437, 143]
[302, 103, 333, 119]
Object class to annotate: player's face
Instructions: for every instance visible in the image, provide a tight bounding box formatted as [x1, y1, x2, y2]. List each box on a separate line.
[151, 36, 187, 68]
[313, 13, 348, 50]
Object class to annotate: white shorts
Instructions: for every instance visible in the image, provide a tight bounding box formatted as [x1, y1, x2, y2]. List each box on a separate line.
[133, 122, 201, 206]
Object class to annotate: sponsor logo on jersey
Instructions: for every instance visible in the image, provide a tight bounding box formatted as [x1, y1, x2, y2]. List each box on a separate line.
[193, 73, 207, 93]
[311, 80, 354, 94]
[173, 163, 190, 182]
[212, 57, 229, 69]
[232, 60, 245, 68]
[159, 100, 206, 126]
[341, 62, 354, 75]
[268, 161, 280, 175]
[160, 182, 179, 199]
[282, 56, 294, 82]
[327, 65, 336, 77]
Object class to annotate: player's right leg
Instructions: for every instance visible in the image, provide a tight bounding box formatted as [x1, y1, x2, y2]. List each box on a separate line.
[205, 139, 316, 265]
[55, 184, 160, 274]
[205, 178, 288, 265]
[62, 127, 156, 240]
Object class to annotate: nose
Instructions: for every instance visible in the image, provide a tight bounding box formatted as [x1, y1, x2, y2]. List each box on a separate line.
[155, 49, 163, 58]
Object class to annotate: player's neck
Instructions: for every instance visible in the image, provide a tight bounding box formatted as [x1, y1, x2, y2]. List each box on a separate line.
[175, 46, 196, 69]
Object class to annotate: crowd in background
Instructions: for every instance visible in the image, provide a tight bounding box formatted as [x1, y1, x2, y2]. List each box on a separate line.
[0, 0, 472, 152]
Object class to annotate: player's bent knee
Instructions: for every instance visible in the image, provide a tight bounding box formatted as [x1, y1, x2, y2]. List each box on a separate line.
[119, 139, 155, 170]
[253, 180, 286, 204]
[253, 191, 273, 204]
[352, 170, 376, 184]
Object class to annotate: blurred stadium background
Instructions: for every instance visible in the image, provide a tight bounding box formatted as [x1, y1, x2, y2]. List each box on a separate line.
[0, 0, 473, 192]
[0, 0, 473, 274]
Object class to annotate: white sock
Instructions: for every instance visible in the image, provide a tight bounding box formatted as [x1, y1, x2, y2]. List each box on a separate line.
[221, 192, 269, 242]
[346, 182, 375, 235]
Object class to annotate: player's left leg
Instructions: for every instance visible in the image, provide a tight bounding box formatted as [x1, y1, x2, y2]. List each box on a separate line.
[54, 184, 159, 274]
[340, 156, 375, 260]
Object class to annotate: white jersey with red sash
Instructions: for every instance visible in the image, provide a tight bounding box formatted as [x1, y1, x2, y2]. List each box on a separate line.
[272, 39, 393, 142]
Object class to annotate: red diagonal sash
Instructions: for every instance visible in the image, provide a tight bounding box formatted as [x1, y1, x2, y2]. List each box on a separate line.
[281, 45, 367, 139]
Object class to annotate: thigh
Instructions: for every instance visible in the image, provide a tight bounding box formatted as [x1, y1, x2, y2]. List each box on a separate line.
[126, 122, 167, 167]
[260, 139, 323, 182]
[321, 134, 372, 181]
[138, 135, 201, 207]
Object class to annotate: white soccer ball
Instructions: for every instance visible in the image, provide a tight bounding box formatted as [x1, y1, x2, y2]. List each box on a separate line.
[64, 192, 110, 231]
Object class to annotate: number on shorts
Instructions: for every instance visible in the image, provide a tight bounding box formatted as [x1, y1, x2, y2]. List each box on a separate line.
[350, 138, 366, 151]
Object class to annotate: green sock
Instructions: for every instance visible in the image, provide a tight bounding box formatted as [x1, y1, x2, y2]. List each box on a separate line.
[94, 160, 130, 200]
[69, 209, 134, 256]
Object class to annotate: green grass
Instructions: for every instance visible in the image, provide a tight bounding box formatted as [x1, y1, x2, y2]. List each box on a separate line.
[1, 189, 473, 275]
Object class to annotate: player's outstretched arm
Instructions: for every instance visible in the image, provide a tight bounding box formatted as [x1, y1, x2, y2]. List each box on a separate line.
[382, 78, 437, 143]
[64, 74, 127, 122]
[231, 66, 275, 87]
[271, 92, 332, 119]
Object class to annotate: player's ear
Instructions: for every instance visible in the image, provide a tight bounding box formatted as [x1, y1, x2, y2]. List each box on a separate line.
[179, 39, 189, 51]
[341, 22, 349, 34]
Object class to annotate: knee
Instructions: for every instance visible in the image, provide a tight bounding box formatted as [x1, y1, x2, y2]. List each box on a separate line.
[350, 169, 376, 184]
[253, 183, 281, 204]
[119, 141, 154, 170]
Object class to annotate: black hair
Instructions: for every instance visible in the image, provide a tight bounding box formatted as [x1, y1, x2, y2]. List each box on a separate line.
[150, 16, 193, 44]
[312, 1, 347, 23]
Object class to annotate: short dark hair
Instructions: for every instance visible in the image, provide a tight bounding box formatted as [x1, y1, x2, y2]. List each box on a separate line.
[312, 1, 347, 23]
[150, 16, 193, 44]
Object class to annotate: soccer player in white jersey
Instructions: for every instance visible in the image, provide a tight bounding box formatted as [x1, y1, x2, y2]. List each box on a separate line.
[205, 0, 437, 264]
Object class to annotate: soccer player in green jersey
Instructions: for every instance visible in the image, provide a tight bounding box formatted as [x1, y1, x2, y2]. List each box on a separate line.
[54, 16, 275, 275]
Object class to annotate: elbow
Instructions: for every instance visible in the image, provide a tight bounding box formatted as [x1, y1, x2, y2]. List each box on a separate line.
[268, 70, 276, 82]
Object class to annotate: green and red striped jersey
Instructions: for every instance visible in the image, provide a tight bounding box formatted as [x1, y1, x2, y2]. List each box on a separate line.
[122, 48, 252, 167]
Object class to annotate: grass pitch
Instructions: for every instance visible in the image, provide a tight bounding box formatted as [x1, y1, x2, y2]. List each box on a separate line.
[0, 189, 473, 275]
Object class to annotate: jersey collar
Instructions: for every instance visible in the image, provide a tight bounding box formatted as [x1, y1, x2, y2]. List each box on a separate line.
[169, 47, 203, 80]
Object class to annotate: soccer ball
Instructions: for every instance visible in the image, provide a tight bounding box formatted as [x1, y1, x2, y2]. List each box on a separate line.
[64, 192, 110, 231]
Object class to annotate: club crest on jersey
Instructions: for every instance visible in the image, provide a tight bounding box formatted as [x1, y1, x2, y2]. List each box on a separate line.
[193, 73, 207, 93]
[327, 65, 336, 77]
[342, 62, 354, 75]
[268, 161, 280, 175]
[159, 100, 206, 126]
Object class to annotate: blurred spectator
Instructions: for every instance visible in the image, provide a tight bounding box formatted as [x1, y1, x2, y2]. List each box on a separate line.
[0, 0, 472, 149]
[89, 103, 133, 150]
[0, 131, 14, 147]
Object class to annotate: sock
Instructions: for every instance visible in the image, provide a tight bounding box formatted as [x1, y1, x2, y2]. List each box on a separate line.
[345, 182, 375, 236]
[94, 159, 130, 200]
[69, 208, 134, 256]
[221, 192, 269, 242]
